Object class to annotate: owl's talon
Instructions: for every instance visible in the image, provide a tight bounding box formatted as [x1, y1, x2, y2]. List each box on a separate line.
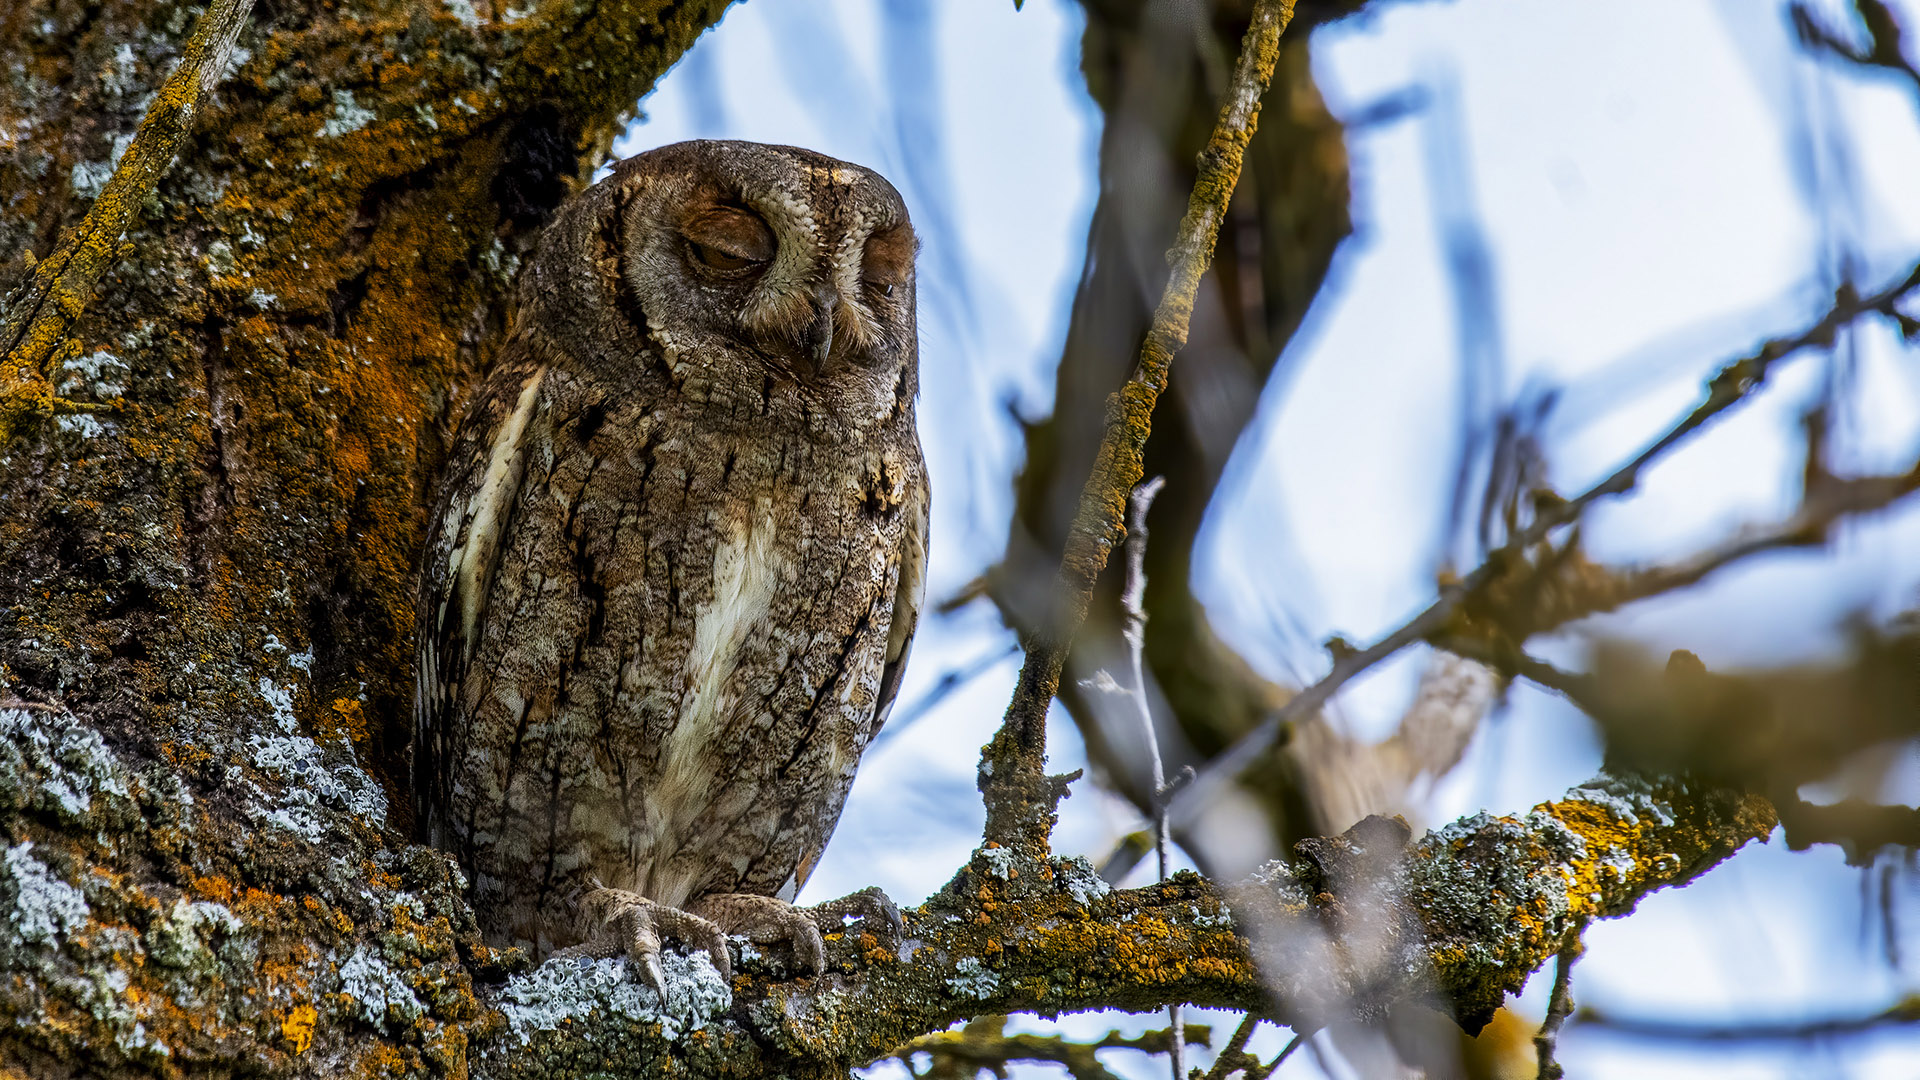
[569, 887, 732, 991]
[806, 885, 903, 944]
[639, 954, 668, 999]
[687, 893, 828, 976]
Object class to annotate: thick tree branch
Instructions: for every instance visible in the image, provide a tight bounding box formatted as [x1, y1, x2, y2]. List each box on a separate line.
[457, 770, 1769, 1076]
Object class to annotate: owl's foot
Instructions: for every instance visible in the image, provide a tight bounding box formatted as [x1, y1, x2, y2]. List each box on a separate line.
[685, 893, 828, 977]
[558, 887, 731, 996]
[805, 885, 903, 943]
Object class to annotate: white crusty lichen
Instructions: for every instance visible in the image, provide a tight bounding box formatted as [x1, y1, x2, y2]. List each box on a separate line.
[338, 945, 427, 1030]
[944, 956, 1000, 1001]
[58, 349, 129, 399]
[148, 897, 244, 971]
[1050, 855, 1111, 905]
[0, 706, 132, 824]
[69, 132, 132, 199]
[248, 678, 389, 836]
[316, 90, 375, 138]
[976, 846, 1017, 880]
[496, 952, 732, 1048]
[54, 414, 106, 438]
[442, 0, 481, 27]
[2, 841, 90, 946]
[1564, 774, 1677, 828]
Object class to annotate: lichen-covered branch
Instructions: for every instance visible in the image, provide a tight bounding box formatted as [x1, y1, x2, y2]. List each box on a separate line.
[0, 694, 1771, 1078]
[0, 0, 254, 441]
[980, 0, 1298, 855]
[468, 770, 1769, 1076]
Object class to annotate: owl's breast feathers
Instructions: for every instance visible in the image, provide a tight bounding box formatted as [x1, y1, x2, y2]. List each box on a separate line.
[414, 353, 927, 925]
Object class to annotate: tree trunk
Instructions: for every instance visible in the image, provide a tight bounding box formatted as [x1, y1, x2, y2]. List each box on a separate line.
[0, 1, 730, 1072]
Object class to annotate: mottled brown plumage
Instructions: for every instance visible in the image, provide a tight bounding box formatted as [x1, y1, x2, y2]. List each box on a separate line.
[415, 140, 926, 988]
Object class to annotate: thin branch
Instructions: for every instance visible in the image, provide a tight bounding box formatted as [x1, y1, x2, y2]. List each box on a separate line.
[1119, 476, 1185, 1080]
[979, 0, 1298, 854]
[1777, 797, 1920, 859]
[893, 1015, 1212, 1080]
[1576, 996, 1920, 1042]
[1166, 263, 1920, 833]
[1250, 1032, 1306, 1080]
[1533, 933, 1585, 1080]
[1123, 476, 1173, 879]
[1792, 0, 1920, 100]
[0, 0, 256, 440]
[1198, 1015, 1263, 1080]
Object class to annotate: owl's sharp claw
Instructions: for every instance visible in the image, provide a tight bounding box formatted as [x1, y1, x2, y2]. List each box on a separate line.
[569, 886, 730, 992]
[639, 953, 667, 999]
[686, 893, 826, 976]
[806, 885, 904, 944]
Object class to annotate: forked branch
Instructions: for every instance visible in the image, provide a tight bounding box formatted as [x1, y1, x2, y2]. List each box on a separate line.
[979, 0, 1299, 854]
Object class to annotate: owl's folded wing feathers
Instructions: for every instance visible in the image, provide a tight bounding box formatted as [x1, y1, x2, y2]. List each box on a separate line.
[871, 465, 928, 734]
[413, 358, 551, 840]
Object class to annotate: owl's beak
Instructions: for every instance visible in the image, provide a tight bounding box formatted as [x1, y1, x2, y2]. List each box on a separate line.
[800, 284, 836, 376]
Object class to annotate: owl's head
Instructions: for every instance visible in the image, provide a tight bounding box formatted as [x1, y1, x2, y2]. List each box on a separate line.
[520, 139, 919, 426]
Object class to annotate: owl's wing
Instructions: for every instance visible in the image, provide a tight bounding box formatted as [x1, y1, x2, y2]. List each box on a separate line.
[413, 359, 551, 840]
[870, 466, 928, 733]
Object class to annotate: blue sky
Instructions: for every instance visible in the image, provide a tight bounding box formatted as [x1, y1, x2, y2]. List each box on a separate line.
[617, 2, 1920, 1076]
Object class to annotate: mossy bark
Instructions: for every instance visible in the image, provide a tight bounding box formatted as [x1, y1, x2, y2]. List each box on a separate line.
[0, 1, 730, 1074]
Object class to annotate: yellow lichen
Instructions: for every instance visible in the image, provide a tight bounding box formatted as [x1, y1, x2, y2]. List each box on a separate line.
[282, 1004, 318, 1053]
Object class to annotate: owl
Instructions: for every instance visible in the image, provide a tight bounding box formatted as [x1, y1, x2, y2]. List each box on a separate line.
[414, 140, 927, 991]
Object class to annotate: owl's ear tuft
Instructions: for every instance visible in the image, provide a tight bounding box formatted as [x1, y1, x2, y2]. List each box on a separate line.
[494, 103, 584, 231]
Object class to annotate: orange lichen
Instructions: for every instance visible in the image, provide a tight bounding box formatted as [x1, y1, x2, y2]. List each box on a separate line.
[282, 1004, 318, 1053]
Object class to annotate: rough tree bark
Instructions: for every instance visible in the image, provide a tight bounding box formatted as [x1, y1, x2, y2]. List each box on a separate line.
[0, 1, 1786, 1078]
[0, 0, 737, 1073]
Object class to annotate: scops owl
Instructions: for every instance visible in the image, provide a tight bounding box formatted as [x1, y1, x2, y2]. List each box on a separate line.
[414, 140, 927, 990]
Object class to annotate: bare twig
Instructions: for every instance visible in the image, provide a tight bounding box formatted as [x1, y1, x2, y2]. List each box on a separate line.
[1777, 797, 1920, 860]
[1198, 1015, 1263, 1080]
[979, 0, 1297, 854]
[1253, 1031, 1306, 1079]
[1122, 476, 1172, 874]
[1576, 996, 1920, 1042]
[1118, 476, 1186, 1080]
[1533, 934, 1585, 1080]
[893, 1014, 1212, 1080]
[1792, 0, 1920, 99]
[1166, 264, 1920, 833]
[0, 0, 256, 440]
